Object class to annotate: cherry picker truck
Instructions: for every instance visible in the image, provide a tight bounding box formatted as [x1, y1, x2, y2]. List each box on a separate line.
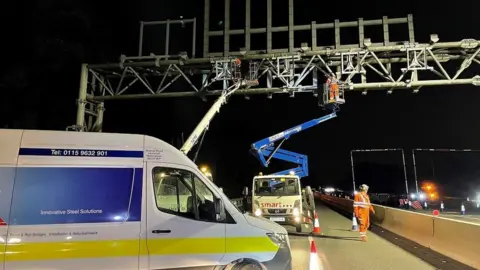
[247, 76, 344, 232]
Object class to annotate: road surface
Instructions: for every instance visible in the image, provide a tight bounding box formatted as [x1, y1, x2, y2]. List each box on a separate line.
[285, 202, 437, 270]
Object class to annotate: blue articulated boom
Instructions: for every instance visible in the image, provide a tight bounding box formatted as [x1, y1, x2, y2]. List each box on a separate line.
[250, 112, 337, 178]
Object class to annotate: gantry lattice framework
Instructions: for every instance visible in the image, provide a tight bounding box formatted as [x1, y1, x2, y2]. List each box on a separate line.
[70, 0, 480, 132]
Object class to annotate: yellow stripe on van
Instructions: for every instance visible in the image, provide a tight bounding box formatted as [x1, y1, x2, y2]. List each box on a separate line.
[4, 237, 278, 261]
[147, 238, 225, 255]
[5, 239, 140, 261]
[226, 237, 278, 253]
[0, 243, 4, 263]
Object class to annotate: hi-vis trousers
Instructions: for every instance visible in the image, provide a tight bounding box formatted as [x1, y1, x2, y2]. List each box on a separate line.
[357, 209, 370, 238]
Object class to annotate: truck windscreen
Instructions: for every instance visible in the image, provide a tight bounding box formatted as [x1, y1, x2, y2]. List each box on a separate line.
[254, 177, 299, 196]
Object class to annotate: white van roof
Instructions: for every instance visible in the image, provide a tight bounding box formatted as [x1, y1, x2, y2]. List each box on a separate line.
[0, 129, 197, 167]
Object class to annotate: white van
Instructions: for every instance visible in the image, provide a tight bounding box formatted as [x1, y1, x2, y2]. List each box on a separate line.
[0, 129, 292, 270]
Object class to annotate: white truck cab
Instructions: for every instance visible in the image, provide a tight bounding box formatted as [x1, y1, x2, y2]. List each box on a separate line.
[251, 174, 308, 232]
[0, 129, 292, 270]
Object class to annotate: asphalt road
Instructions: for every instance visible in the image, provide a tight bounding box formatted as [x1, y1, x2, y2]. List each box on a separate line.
[283, 202, 436, 270]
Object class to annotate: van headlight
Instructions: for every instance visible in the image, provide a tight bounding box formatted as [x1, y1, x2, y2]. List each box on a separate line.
[254, 208, 262, 216]
[266, 232, 288, 248]
[292, 207, 300, 217]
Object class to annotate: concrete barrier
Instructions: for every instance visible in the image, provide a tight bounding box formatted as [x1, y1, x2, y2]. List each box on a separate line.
[318, 194, 480, 269]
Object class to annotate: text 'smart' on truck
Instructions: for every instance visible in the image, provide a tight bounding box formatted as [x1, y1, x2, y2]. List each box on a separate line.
[0, 129, 293, 270]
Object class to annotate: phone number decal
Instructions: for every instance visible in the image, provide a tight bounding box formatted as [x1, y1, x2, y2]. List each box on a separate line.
[51, 149, 109, 157]
[18, 148, 144, 158]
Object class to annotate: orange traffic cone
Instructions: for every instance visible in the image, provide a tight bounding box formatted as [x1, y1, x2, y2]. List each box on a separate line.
[309, 238, 321, 270]
[312, 212, 321, 234]
[351, 214, 359, 231]
[310, 238, 317, 253]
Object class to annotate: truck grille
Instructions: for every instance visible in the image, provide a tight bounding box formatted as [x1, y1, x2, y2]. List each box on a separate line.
[267, 209, 288, 214]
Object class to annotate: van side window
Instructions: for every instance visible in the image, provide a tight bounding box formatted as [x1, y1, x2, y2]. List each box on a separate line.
[152, 167, 218, 223]
[192, 175, 216, 222]
[153, 168, 195, 219]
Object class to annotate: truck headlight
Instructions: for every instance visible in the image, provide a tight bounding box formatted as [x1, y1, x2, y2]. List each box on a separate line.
[293, 207, 300, 217]
[254, 208, 262, 216]
[266, 232, 288, 248]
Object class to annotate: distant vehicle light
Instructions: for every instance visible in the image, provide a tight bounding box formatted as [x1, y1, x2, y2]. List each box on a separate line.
[324, 187, 335, 193]
[410, 194, 416, 199]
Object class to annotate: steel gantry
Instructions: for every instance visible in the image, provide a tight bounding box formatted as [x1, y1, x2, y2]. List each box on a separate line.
[69, 0, 480, 132]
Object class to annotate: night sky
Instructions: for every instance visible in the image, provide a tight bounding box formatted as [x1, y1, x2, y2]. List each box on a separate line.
[3, 0, 479, 198]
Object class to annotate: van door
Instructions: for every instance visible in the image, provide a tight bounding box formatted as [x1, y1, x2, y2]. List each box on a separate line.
[5, 166, 142, 270]
[146, 163, 226, 269]
[0, 167, 15, 270]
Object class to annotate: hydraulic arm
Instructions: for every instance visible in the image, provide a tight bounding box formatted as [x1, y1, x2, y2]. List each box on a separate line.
[180, 82, 241, 157]
[181, 78, 259, 160]
[250, 113, 337, 178]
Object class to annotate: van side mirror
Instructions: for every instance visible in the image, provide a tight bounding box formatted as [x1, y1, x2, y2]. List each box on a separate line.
[242, 186, 249, 196]
[214, 198, 226, 221]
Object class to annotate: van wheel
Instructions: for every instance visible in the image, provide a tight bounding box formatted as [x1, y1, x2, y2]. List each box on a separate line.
[232, 262, 263, 270]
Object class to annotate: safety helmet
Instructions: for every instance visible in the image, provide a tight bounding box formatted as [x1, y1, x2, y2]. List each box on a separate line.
[359, 184, 369, 191]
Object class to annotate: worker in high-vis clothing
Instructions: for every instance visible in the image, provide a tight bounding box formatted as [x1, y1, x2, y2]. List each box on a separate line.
[353, 184, 375, 242]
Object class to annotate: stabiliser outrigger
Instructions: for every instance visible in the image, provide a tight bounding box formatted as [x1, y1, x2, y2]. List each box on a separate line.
[247, 76, 344, 232]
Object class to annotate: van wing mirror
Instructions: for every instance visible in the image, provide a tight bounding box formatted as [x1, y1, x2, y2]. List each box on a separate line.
[214, 198, 226, 221]
[242, 186, 249, 196]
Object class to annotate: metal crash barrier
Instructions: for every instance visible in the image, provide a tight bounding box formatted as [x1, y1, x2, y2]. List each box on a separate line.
[318, 194, 480, 269]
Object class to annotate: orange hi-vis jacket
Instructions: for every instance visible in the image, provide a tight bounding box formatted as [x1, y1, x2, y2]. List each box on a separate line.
[353, 192, 375, 237]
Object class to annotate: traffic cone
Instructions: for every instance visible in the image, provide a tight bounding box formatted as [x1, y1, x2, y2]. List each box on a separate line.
[312, 212, 321, 234]
[309, 238, 321, 270]
[351, 214, 359, 231]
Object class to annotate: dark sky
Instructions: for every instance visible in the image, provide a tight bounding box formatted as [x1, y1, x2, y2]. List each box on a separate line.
[3, 0, 480, 198]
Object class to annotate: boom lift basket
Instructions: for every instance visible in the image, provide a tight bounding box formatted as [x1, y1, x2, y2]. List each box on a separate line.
[322, 77, 345, 105]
